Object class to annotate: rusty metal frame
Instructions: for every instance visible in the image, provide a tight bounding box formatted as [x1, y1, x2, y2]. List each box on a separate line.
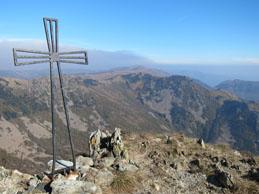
[12, 18, 88, 178]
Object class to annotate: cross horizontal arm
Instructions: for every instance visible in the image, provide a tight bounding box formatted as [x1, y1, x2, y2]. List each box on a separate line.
[16, 55, 86, 60]
[13, 49, 88, 66]
[58, 51, 86, 55]
[16, 55, 50, 59]
[59, 60, 87, 65]
[59, 51, 88, 65]
[15, 60, 51, 66]
[13, 48, 50, 66]
[59, 56, 85, 59]
[13, 48, 49, 55]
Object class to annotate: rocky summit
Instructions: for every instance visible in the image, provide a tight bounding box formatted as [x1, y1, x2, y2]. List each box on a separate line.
[0, 128, 258, 194]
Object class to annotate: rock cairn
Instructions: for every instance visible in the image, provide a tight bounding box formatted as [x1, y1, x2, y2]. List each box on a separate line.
[89, 127, 128, 161]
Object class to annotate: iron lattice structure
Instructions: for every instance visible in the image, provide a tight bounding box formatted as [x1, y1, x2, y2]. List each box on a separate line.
[13, 18, 88, 177]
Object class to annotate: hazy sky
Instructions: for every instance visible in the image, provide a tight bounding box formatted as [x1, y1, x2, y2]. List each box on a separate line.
[0, 0, 259, 66]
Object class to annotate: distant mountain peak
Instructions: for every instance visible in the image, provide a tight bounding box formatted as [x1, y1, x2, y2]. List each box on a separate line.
[216, 80, 259, 101]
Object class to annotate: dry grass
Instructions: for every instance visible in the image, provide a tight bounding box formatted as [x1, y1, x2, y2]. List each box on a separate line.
[215, 143, 231, 152]
[110, 171, 142, 194]
[235, 178, 259, 194]
[239, 150, 255, 158]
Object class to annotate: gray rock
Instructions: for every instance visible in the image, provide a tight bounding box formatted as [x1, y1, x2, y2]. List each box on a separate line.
[29, 177, 39, 188]
[153, 183, 160, 191]
[47, 160, 73, 170]
[245, 168, 259, 182]
[0, 167, 33, 194]
[121, 147, 129, 160]
[211, 156, 219, 163]
[79, 167, 90, 175]
[233, 150, 241, 157]
[112, 143, 122, 158]
[170, 162, 178, 169]
[141, 141, 150, 148]
[89, 129, 102, 157]
[154, 138, 162, 143]
[51, 179, 102, 194]
[110, 128, 128, 159]
[230, 164, 239, 170]
[117, 163, 139, 172]
[190, 159, 200, 167]
[97, 147, 112, 158]
[80, 168, 114, 186]
[166, 136, 173, 144]
[110, 128, 122, 145]
[247, 158, 256, 166]
[76, 156, 94, 167]
[220, 158, 229, 167]
[35, 182, 51, 193]
[89, 127, 128, 161]
[197, 138, 205, 148]
[98, 157, 115, 167]
[217, 170, 234, 189]
[207, 169, 235, 190]
[95, 170, 114, 186]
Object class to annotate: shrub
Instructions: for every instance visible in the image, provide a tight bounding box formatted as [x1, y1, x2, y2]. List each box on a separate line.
[111, 171, 141, 193]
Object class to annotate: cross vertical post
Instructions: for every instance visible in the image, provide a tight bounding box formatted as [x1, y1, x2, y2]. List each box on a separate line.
[13, 18, 88, 178]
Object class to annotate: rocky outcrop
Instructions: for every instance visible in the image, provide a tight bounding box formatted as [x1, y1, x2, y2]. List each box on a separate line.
[0, 167, 33, 194]
[207, 169, 235, 190]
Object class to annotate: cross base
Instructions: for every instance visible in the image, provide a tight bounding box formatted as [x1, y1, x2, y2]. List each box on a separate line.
[45, 166, 77, 179]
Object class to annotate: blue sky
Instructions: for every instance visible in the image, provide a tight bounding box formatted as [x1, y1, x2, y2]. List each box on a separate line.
[0, 0, 259, 65]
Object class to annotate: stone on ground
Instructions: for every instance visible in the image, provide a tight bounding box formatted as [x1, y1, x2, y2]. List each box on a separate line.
[76, 156, 94, 167]
[51, 179, 101, 194]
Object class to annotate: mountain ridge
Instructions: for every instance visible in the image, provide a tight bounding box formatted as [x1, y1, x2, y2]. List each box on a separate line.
[215, 79, 259, 101]
[0, 71, 258, 174]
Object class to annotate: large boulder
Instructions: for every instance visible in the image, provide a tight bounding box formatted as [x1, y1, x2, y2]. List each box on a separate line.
[80, 168, 114, 186]
[116, 162, 139, 172]
[207, 169, 235, 190]
[51, 179, 102, 194]
[97, 157, 115, 168]
[94, 170, 114, 186]
[76, 156, 94, 168]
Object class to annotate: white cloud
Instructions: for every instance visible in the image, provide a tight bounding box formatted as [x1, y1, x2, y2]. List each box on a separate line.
[233, 57, 259, 64]
[0, 39, 156, 71]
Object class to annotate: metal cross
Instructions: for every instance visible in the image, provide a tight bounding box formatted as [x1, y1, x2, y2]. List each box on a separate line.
[13, 18, 88, 177]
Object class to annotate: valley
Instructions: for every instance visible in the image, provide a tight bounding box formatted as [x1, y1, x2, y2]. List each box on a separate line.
[0, 69, 258, 174]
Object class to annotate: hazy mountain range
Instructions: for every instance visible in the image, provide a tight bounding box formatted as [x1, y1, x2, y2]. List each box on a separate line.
[215, 80, 259, 101]
[0, 65, 259, 101]
[0, 63, 259, 110]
